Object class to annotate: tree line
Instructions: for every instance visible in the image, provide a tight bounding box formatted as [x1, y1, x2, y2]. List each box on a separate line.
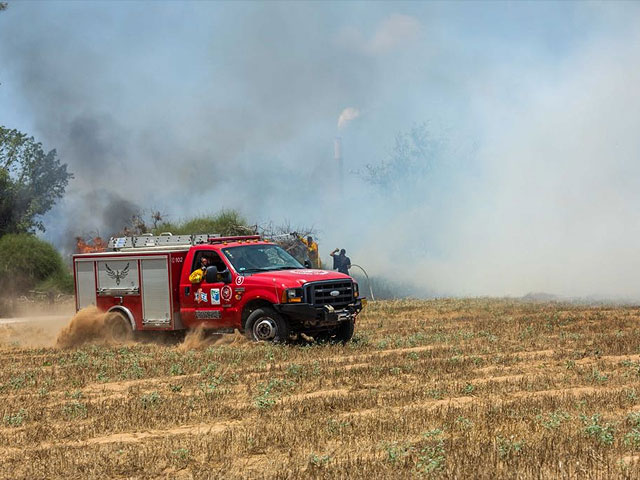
[0, 127, 74, 313]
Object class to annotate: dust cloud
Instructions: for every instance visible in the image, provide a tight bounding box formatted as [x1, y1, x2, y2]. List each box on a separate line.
[0, 303, 251, 350]
[0, 316, 69, 348]
[0, 299, 74, 347]
[55, 306, 133, 349]
[177, 327, 248, 352]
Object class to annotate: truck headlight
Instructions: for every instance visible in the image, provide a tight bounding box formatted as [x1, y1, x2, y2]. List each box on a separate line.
[282, 288, 303, 303]
[353, 282, 359, 298]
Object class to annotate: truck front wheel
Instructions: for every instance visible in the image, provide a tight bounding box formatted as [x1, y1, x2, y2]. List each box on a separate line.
[314, 318, 355, 344]
[334, 318, 355, 343]
[245, 307, 290, 343]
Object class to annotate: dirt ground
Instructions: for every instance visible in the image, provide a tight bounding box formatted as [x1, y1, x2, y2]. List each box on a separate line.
[0, 299, 73, 347]
[2, 299, 640, 478]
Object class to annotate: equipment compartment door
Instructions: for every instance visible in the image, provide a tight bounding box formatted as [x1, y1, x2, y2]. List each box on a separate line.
[141, 258, 171, 325]
[97, 259, 139, 295]
[75, 260, 96, 310]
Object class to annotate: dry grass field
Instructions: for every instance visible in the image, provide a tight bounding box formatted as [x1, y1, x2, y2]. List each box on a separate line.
[2, 299, 640, 479]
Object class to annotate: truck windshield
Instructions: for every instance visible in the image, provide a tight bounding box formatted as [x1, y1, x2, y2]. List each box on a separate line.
[222, 244, 304, 273]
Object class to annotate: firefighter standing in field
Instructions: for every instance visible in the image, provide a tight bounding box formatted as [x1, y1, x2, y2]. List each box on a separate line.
[294, 233, 322, 269]
[330, 248, 351, 275]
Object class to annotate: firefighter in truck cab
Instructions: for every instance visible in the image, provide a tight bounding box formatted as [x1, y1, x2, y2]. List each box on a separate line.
[189, 256, 210, 283]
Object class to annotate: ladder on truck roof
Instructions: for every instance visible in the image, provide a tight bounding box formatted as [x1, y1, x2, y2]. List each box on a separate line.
[107, 233, 219, 251]
[107, 233, 262, 251]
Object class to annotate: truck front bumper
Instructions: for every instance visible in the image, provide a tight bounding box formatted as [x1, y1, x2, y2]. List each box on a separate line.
[274, 298, 363, 330]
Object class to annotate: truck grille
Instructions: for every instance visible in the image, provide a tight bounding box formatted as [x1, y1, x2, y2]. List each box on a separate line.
[306, 280, 354, 309]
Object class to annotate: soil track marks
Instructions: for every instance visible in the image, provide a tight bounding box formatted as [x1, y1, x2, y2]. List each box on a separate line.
[56, 421, 236, 448]
[3, 299, 640, 479]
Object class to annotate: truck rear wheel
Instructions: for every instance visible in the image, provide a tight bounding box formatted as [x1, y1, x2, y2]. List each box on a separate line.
[106, 311, 133, 342]
[245, 307, 290, 343]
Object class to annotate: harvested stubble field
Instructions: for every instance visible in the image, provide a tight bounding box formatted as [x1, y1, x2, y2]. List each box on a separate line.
[2, 299, 640, 479]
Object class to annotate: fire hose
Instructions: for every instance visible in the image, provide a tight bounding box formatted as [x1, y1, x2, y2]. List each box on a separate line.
[350, 264, 375, 301]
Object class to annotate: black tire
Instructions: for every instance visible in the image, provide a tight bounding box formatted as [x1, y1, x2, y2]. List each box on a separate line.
[312, 331, 332, 344]
[106, 311, 134, 342]
[244, 307, 290, 343]
[334, 318, 355, 343]
[314, 318, 355, 344]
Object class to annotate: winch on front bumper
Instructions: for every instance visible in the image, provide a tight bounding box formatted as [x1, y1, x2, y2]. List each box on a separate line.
[274, 298, 363, 330]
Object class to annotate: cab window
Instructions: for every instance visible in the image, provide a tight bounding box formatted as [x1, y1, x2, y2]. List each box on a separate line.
[192, 251, 227, 273]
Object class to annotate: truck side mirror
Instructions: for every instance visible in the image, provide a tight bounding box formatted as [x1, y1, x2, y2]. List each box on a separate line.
[205, 266, 218, 283]
[304, 260, 312, 269]
[205, 266, 232, 284]
[220, 268, 231, 283]
[219, 267, 232, 284]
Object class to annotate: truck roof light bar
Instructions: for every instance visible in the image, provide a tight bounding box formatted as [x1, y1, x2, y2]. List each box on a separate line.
[207, 235, 262, 244]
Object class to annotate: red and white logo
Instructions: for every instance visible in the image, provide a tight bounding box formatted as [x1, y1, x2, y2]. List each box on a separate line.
[221, 285, 233, 302]
[235, 275, 245, 286]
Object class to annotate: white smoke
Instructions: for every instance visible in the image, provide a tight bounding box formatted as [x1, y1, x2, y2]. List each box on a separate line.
[4, 2, 640, 299]
[343, 25, 640, 299]
[335, 13, 422, 56]
[337, 107, 360, 129]
[369, 13, 422, 54]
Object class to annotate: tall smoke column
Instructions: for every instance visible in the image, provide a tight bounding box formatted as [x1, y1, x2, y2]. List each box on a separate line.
[335, 107, 359, 198]
[334, 137, 343, 196]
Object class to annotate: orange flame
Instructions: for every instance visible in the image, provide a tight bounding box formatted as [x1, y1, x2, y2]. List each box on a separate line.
[75, 236, 107, 254]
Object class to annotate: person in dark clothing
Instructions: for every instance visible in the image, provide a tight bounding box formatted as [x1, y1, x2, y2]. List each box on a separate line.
[330, 248, 351, 274]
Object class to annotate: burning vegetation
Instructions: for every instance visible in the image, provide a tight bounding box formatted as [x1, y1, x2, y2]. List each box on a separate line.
[75, 236, 107, 254]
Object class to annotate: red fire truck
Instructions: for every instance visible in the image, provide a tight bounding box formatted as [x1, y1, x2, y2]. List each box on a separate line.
[73, 233, 363, 342]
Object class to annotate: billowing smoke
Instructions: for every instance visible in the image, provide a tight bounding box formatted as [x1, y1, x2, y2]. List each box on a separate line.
[2, 2, 640, 299]
[337, 107, 360, 129]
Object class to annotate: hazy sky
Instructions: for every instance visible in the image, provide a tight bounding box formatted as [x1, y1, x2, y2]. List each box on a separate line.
[2, 1, 640, 298]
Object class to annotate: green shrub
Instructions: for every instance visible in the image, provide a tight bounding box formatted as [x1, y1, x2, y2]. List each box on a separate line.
[153, 209, 252, 236]
[580, 414, 615, 446]
[3, 408, 27, 427]
[0, 233, 71, 293]
[36, 269, 74, 294]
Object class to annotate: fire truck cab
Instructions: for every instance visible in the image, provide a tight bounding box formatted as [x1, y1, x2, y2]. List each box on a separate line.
[73, 233, 363, 342]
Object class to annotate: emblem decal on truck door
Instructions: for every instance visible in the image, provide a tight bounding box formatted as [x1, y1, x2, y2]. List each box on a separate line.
[221, 285, 233, 302]
[194, 288, 208, 304]
[105, 263, 130, 286]
[210, 288, 221, 305]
